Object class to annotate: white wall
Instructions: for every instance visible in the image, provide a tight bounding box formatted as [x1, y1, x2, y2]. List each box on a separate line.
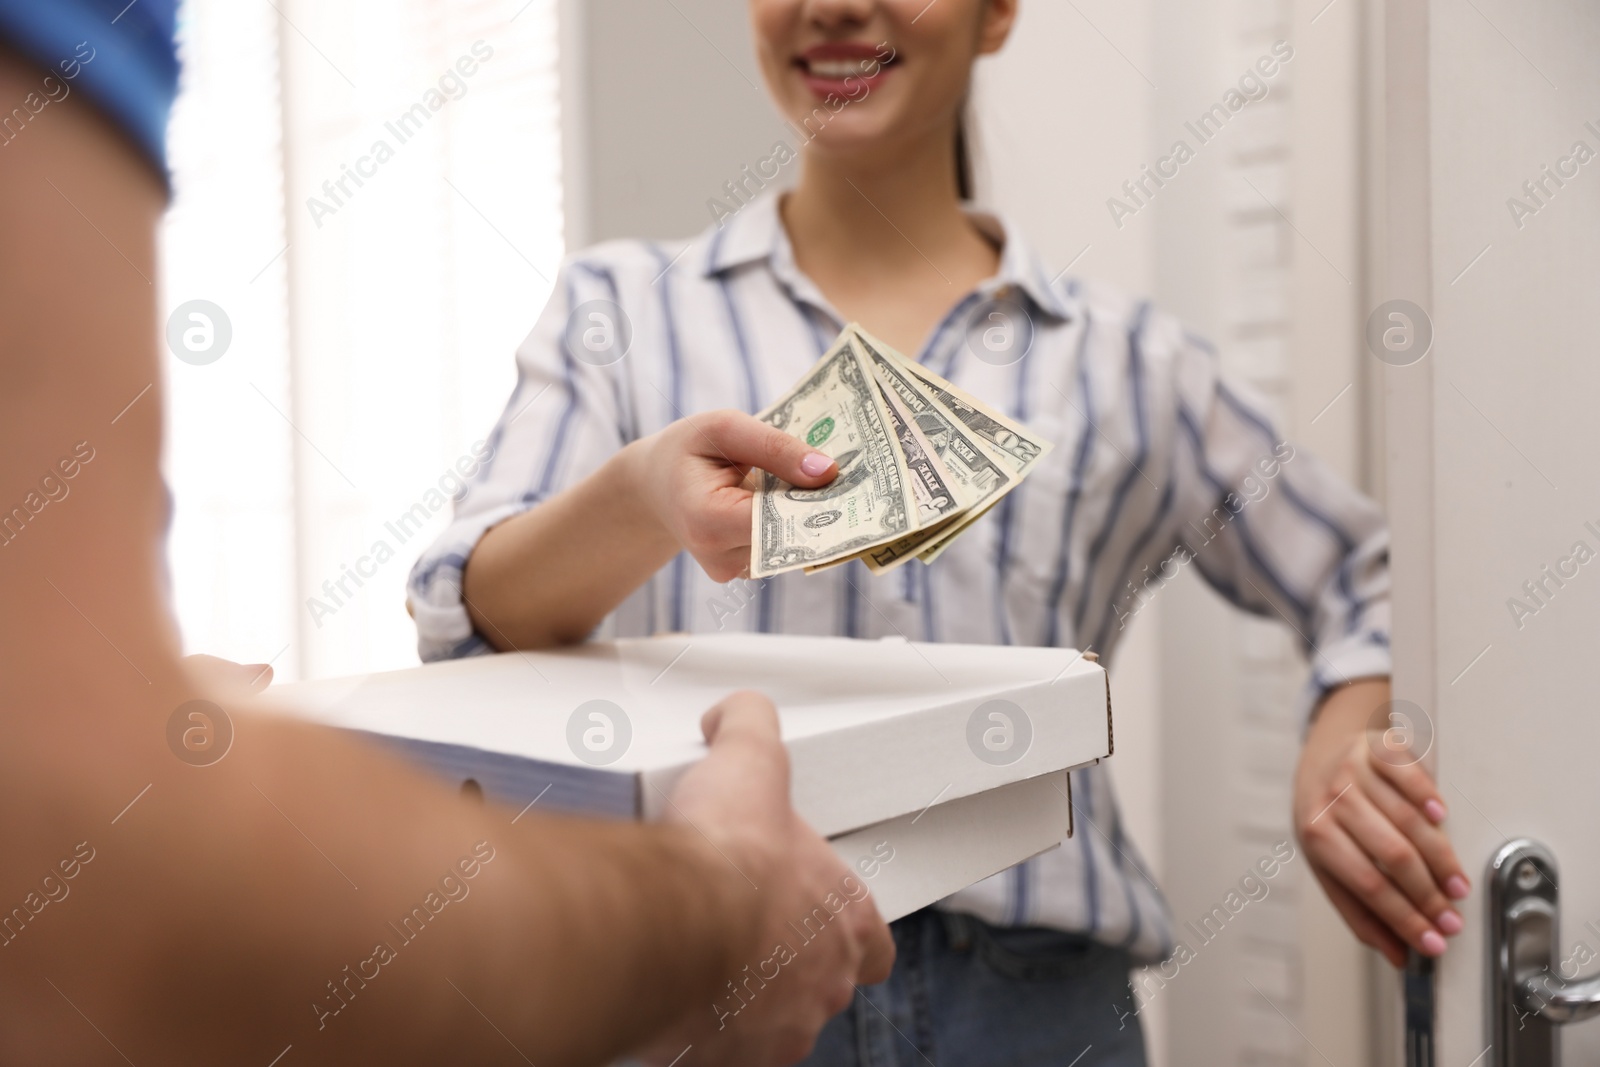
[1146, 0, 1374, 1061]
[567, 0, 792, 243]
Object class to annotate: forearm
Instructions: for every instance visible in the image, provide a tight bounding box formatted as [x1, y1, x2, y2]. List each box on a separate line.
[0, 45, 181, 693]
[3, 696, 759, 1065]
[0, 53, 753, 1062]
[464, 441, 680, 649]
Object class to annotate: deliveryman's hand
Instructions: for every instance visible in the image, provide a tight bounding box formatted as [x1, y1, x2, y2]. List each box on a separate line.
[641, 690, 895, 1066]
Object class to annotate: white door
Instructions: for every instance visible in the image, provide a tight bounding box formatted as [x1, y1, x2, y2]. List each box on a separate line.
[1384, 0, 1600, 1062]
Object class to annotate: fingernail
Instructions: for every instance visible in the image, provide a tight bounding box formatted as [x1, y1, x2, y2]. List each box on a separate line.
[801, 452, 833, 477]
[1423, 799, 1447, 824]
[1446, 875, 1471, 900]
[1420, 930, 1447, 956]
[1436, 909, 1463, 936]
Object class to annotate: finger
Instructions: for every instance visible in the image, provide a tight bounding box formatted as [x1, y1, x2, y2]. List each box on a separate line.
[699, 705, 724, 743]
[1368, 757, 1470, 897]
[849, 897, 896, 985]
[700, 544, 754, 585]
[824, 976, 857, 1017]
[1314, 866, 1408, 968]
[1363, 771, 1471, 903]
[701, 690, 783, 759]
[183, 653, 273, 694]
[702, 690, 777, 741]
[1332, 786, 1459, 933]
[1369, 754, 1449, 826]
[1304, 818, 1446, 957]
[687, 487, 759, 571]
[694, 409, 837, 487]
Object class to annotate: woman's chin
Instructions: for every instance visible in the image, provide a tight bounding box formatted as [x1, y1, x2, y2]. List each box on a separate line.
[783, 115, 907, 158]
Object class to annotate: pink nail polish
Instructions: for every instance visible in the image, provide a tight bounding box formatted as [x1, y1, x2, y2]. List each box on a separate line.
[1424, 799, 1447, 823]
[801, 452, 832, 477]
[1436, 910, 1463, 935]
[1446, 875, 1471, 900]
[1420, 930, 1447, 956]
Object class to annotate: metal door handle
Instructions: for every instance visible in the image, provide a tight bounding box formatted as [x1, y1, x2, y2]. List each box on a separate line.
[1521, 973, 1600, 1025]
[1491, 839, 1600, 1066]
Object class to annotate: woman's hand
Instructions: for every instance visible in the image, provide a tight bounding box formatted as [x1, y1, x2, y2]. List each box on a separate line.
[621, 409, 838, 582]
[1293, 678, 1470, 967]
[466, 409, 836, 649]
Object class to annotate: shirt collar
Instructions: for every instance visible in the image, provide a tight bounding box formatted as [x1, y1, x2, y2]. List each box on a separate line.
[700, 191, 1076, 324]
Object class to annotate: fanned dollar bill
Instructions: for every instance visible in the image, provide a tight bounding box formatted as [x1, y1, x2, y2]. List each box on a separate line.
[801, 379, 973, 574]
[750, 323, 1055, 577]
[851, 332, 1016, 573]
[853, 326, 1055, 562]
[750, 333, 919, 578]
[855, 324, 1053, 479]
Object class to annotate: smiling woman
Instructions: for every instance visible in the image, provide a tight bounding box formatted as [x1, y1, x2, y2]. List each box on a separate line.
[408, 0, 1463, 1062]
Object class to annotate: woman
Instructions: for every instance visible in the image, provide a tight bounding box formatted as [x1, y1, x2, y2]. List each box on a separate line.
[411, 0, 1469, 1061]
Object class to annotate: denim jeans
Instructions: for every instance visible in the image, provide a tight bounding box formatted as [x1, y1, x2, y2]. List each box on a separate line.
[799, 909, 1148, 1067]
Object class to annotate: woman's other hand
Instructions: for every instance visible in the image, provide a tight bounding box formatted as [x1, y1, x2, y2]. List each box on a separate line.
[1293, 678, 1470, 967]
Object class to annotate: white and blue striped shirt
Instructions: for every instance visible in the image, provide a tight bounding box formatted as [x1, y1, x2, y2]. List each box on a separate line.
[407, 192, 1391, 963]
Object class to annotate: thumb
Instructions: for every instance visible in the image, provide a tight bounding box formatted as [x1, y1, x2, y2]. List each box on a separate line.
[700, 689, 781, 746]
[696, 409, 837, 487]
[700, 690, 788, 793]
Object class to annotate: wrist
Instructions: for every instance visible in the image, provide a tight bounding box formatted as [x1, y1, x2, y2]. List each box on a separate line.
[1296, 677, 1391, 803]
[674, 822, 767, 975]
[1308, 677, 1390, 737]
[608, 440, 680, 556]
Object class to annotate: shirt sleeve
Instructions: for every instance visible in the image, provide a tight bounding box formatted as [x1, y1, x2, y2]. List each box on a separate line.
[1168, 334, 1392, 722]
[407, 259, 632, 662]
[0, 0, 180, 183]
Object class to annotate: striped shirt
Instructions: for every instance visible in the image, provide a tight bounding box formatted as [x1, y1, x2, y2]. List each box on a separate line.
[407, 191, 1392, 963]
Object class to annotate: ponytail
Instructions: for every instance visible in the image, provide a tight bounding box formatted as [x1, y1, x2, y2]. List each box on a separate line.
[954, 106, 975, 201]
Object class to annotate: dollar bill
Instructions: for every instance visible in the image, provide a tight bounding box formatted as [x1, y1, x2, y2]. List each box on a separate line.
[877, 379, 972, 526]
[853, 326, 1054, 562]
[855, 324, 1053, 479]
[749, 323, 1056, 577]
[750, 334, 919, 578]
[850, 330, 1021, 571]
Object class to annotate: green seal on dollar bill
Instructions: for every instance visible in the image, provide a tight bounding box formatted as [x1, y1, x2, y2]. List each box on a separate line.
[806, 416, 835, 446]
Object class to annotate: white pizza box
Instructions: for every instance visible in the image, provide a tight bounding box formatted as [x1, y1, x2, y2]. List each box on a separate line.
[273, 632, 1110, 840]
[830, 770, 1073, 922]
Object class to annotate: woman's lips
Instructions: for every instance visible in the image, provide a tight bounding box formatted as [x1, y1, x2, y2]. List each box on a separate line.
[794, 47, 895, 101]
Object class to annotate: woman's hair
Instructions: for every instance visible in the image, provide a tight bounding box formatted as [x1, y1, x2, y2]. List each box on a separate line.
[947, 107, 972, 201]
[954, 109, 974, 201]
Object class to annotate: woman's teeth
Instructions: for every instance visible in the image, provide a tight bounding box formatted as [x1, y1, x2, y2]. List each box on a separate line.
[806, 59, 878, 79]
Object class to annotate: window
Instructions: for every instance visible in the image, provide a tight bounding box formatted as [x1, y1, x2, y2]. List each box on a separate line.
[160, 0, 563, 682]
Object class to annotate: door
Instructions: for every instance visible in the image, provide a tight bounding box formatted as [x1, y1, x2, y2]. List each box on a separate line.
[1383, 0, 1600, 1061]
